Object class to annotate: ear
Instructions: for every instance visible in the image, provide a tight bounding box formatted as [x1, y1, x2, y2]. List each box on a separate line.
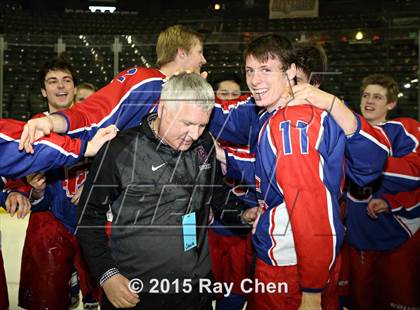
[41, 88, 47, 98]
[176, 48, 187, 60]
[387, 101, 397, 110]
[285, 63, 297, 82]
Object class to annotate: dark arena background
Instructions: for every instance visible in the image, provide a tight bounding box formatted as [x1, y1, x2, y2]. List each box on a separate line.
[0, 1, 419, 309]
[0, 0, 419, 120]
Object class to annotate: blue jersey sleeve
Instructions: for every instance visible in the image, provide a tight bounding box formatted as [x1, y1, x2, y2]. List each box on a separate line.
[0, 119, 86, 178]
[345, 115, 390, 186]
[209, 97, 259, 146]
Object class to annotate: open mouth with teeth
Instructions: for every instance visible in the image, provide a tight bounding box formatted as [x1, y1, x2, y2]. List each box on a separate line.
[253, 89, 268, 100]
[364, 106, 375, 112]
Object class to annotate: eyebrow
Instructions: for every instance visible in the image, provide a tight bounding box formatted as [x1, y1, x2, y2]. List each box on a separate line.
[46, 75, 73, 81]
[363, 92, 384, 96]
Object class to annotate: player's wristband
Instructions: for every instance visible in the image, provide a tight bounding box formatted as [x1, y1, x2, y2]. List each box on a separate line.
[99, 267, 120, 286]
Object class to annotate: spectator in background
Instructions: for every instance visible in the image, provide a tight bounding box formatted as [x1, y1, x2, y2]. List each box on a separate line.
[76, 82, 96, 102]
[212, 73, 243, 101]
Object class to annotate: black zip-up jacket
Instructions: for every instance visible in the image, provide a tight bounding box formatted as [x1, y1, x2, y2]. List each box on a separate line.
[76, 115, 216, 292]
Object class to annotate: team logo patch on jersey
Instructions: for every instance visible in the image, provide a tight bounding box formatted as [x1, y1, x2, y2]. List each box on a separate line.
[197, 146, 211, 170]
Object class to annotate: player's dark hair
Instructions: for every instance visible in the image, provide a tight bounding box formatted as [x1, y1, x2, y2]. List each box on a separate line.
[243, 34, 294, 70]
[40, 57, 77, 89]
[293, 43, 328, 86]
[210, 72, 242, 91]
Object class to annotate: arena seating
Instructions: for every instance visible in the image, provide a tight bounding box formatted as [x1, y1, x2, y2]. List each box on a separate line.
[0, 5, 418, 120]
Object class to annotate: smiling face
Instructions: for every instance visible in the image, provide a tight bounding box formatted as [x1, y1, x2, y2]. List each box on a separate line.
[360, 84, 396, 125]
[157, 101, 212, 151]
[245, 55, 294, 112]
[41, 69, 76, 112]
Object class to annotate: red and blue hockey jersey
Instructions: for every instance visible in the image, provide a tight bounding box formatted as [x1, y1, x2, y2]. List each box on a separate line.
[209, 96, 391, 292]
[57, 68, 166, 140]
[0, 119, 86, 178]
[345, 118, 420, 251]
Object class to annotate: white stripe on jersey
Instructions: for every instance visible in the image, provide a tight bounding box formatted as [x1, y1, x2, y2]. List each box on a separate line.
[382, 171, 420, 181]
[315, 112, 327, 150]
[226, 152, 255, 162]
[267, 202, 298, 266]
[392, 201, 420, 212]
[394, 215, 420, 236]
[34, 140, 79, 158]
[387, 120, 419, 152]
[346, 192, 373, 203]
[0, 132, 79, 159]
[214, 97, 250, 114]
[0, 132, 14, 142]
[359, 130, 390, 154]
[68, 77, 164, 134]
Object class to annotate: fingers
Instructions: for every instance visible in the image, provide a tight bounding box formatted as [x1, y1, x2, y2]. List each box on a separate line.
[20, 118, 52, 153]
[242, 207, 258, 224]
[116, 290, 140, 308]
[5, 193, 17, 217]
[367, 199, 388, 219]
[24, 139, 34, 154]
[279, 84, 311, 108]
[28, 122, 36, 151]
[5, 192, 31, 218]
[71, 192, 79, 205]
[98, 125, 118, 140]
[71, 185, 84, 205]
[219, 161, 227, 175]
[252, 206, 264, 234]
[104, 275, 139, 308]
[19, 124, 29, 151]
[104, 125, 118, 139]
[367, 203, 378, 219]
[27, 173, 46, 190]
[16, 197, 31, 219]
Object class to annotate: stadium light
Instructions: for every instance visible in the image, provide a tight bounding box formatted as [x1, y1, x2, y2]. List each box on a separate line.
[355, 31, 364, 40]
[89, 6, 116, 13]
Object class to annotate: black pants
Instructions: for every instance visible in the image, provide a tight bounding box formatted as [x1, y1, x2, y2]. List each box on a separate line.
[101, 289, 213, 310]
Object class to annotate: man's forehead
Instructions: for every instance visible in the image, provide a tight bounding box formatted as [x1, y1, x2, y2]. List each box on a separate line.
[245, 54, 282, 67]
[363, 84, 387, 95]
[45, 69, 73, 78]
